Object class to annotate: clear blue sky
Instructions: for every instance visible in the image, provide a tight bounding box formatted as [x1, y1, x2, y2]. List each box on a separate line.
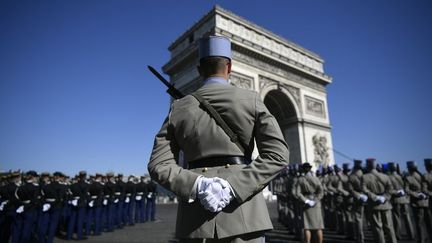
[1, 0, 431, 176]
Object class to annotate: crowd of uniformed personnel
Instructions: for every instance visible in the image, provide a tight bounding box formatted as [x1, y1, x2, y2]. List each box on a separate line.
[273, 158, 432, 243]
[0, 170, 158, 243]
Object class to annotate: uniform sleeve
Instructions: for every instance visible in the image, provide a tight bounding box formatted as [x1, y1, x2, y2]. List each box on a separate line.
[148, 116, 201, 200]
[337, 177, 349, 197]
[362, 176, 378, 201]
[383, 176, 393, 201]
[226, 94, 290, 203]
[295, 178, 307, 203]
[316, 178, 324, 201]
[348, 176, 361, 200]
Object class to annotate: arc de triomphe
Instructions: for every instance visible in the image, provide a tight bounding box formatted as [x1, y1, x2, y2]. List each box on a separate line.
[162, 6, 335, 169]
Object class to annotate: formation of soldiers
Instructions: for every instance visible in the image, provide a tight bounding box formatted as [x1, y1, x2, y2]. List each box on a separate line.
[274, 158, 432, 243]
[0, 170, 158, 243]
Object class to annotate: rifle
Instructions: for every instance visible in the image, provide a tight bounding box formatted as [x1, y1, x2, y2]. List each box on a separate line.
[147, 65, 184, 99]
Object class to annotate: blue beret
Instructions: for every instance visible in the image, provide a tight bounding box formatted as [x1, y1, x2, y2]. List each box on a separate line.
[199, 36, 231, 61]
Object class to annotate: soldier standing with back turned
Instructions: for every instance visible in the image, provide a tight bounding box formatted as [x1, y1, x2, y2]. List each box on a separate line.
[148, 35, 289, 242]
[362, 158, 396, 243]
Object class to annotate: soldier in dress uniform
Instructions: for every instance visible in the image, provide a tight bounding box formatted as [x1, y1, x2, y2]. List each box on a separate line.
[66, 171, 89, 240]
[338, 163, 354, 239]
[124, 175, 136, 225]
[86, 173, 104, 236]
[387, 162, 414, 240]
[295, 162, 324, 243]
[348, 159, 367, 243]
[134, 176, 147, 223]
[13, 170, 40, 243]
[104, 172, 116, 232]
[115, 173, 126, 228]
[145, 177, 157, 222]
[326, 165, 343, 233]
[38, 171, 66, 243]
[148, 35, 289, 242]
[0, 171, 21, 243]
[405, 161, 431, 243]
[362, 158, 396, 243]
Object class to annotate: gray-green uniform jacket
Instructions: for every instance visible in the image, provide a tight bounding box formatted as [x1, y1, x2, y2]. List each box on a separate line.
[388, 172, 409, 204]
[362, 169, 393, 211]
[405, 172, 428, 208]
[148, 83, 289, 238]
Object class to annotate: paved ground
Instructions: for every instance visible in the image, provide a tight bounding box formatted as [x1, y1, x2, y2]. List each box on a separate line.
[54, 202, 418, 243]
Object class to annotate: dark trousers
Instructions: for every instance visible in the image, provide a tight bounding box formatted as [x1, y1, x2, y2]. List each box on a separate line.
[145, 197, 156, 221]
[1, 211, 15, 243]
[85, 206, 102, 235]
[115, 201, 124, 227]
[124, 200, 135, 225]
[412, 207, 432, 243]
[107, 203, 115, 231]
[135, 199, 145, 223]
[12, 210, 36, 243]
[67, 206, 86, 240]
[392, 203, 414, 239]
[38, 208, 61, 243]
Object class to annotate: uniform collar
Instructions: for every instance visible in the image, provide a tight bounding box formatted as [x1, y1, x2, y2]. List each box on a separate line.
[203, 76, 228, 86]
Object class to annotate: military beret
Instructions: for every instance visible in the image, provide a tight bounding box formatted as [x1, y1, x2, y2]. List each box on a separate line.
[199, 35, 232, 61]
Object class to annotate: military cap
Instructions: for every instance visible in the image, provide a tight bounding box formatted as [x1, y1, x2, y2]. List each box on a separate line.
[406, 161, 417, 169]
[366, 158, 376, 167]
[353, 159, 362, 167]
[327, 166, 334, 173]
[302, 162, 313, 169]
[79, 170, 87, 176]
[117, 173, 123, 177]
[26, 170, 38, 177]
[41, 172, 50, 177]
[53, 171, 62, 177]
[95, 173, 103, 178]
[106, 172, 114, 177]
[9, 170, 21, 178]
[342, 163, 351, 171]
[424, 158, 432, 165]
[199, 36, 231, 61]
[334, 164, 341, 172]
[387, 162, 396, 171]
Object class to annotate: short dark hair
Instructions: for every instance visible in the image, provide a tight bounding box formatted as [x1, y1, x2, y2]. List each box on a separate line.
[199, 57, 230, 77]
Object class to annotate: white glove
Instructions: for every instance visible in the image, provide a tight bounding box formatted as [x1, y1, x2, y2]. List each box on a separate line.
[88, 200, 94, 207]
[42, 203, 51, 212]
[397, 189, 405, 196]
[125, 197, 130, 203]
[135, 196, 142, 201]
[71, 199, 78, 206]
[359, 194, 368, 202]
[375, 195, 386, 204]
[197, 177, 233, 212]
[0, 201, 7, 211]
[103, 199, 108, 205]
[147, 192, 153, 199]
[417, 192, 427, 200]
[16, 205, 24, 214]
[114, 199, 119, 204]
[304, 199, 316, 207]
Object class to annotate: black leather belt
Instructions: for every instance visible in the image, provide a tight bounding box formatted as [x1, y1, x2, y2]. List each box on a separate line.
[188, 156, 250, 169]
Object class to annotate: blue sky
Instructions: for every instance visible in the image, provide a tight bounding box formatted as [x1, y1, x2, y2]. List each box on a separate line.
[1, 0, 431, 176]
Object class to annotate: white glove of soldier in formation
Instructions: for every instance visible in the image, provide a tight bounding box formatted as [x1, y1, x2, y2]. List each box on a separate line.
[135, 196, 142, 201]
[304, 199, 316, 207]
[374, 195, 386, 204]
[196, 177, 234, 212]
[417, 192, 427, 200]
[71, 199, 78, 206]
[103, 199, 108, 205]
[42, 203, 51, 212]
[359, 194, 368, 203]
[88, 200, 94, 207]
[16, 205, 24, 214]
[125, 197, 130, 203]
[397, 189, 405, 196]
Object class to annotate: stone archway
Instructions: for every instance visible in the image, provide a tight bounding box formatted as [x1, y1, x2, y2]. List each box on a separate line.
[263, 89, 302, 164]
